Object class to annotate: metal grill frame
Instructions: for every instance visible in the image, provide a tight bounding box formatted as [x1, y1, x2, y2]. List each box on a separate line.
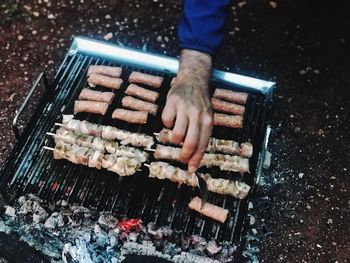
[0, 36, 275, 262]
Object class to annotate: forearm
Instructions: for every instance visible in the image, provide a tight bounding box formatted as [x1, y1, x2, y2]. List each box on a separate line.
[176, 49, 212, 88]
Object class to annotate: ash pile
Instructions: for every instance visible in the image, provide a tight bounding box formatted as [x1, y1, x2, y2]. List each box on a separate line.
[0, 194, 237, 263]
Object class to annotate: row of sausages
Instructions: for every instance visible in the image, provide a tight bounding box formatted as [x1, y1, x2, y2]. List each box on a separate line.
[74, 65, 248, 129]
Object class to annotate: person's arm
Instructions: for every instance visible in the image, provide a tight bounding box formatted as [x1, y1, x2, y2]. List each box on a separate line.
[162, 0, 231, 173]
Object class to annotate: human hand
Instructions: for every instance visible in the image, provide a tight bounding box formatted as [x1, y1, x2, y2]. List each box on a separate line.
[161, 49, 213, 173]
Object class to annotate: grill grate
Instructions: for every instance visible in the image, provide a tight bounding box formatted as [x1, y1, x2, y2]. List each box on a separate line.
[0, 37, 274, 261]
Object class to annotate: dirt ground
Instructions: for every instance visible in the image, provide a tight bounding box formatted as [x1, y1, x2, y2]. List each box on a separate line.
[0, 0, 349, 262]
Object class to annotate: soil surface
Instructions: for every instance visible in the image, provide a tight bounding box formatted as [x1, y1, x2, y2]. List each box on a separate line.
[0, 0, 349, 262]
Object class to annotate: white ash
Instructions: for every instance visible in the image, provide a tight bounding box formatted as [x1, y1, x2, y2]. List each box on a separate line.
[4, 206, 16, 217]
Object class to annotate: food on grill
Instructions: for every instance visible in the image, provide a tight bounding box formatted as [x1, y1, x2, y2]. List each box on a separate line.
[61, 115, 154, 148]
[153, 145, 249, 173]
[51, 128, 149, 162]
[125, 84, 159, 103]
[188, 196, 229, 223]
[122, 96, 158, 116]
[74, 100, 109, 115]
[78, 88, 115, 104]
[148, 162, 250, 199]
[155, 128, 253, 157]
[128, 71, 163, 88]
[51, 141, 142, 176]
[87, 65, 122, 78]
[211, 98, 245, 115]
[213, 113, 243, 128]
[213, 88, 248, 105]
[88, 73, 123, 89]
[112, 108, 148, 124]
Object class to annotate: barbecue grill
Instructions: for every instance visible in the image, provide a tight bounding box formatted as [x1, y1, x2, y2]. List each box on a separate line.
[0, 36, 275, 262]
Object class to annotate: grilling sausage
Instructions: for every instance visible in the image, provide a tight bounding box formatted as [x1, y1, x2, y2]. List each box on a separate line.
[211, 98, 245, 115]
[78, 88, 115, 104]
[112, 108, 148, 124]
[128, 72, 163, 88]
[213, 113, 243, 128]
[122, 96, 158, 116]
[88, 73, 123, 89]
[87, 65, 122, 78]
[74, 100, 109, 115]
[188, 196, 229, 223]
[125, 84, 159, 103]
[213, 88, 248, 105]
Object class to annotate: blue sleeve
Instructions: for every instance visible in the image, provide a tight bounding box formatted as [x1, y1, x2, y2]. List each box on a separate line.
[178, 0, 232, 55]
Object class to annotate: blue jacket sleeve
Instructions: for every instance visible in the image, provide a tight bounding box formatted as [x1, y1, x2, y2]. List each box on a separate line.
[178, 0, 232, 55]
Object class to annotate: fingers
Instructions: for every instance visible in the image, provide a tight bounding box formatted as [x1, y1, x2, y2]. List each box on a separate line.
[161, 98, 176, 128]
[179, 110, 200, 166]
[171, 108, 189, 144]
[188, 114, 213, 173]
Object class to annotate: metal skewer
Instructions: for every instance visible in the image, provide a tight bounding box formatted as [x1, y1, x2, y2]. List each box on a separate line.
[46, 132, 56, 137]
[55, 123, 62, 126]
[144, 148, 156, 152]
[43, 146, 54, 151]
[144, 163, 150, 168]
[153, 132, 160, 136]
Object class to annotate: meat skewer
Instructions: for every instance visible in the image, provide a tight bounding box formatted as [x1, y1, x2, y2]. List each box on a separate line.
[122, 96, 158, 116]
[47, 128, 149, 162]
[125, 84, 159, 103]
[188, 196, 229, 223]
[74, 100, 109, 115]
[60, 115, 154, 148]
[213, 88, 248, 105]
[88, 73, 123, 89]
[147, 162, 250, 199]
[45, 141, 142, 176]
[213, 113, 243, 128]
[112, 108, 148, 124]
[211, 98, 245, 115]
[78, 88, 115, 104]
[153, 144, 250, 173]
[87, 65, 122, 78]
[128, 72, 163, 88]
[155, 128, 253, 157]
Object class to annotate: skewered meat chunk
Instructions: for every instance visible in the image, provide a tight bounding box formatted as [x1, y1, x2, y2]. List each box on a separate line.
[156, 128, 253, 157]
[213, 113, 243, 128]
[122, 96, 158, 116]
[148, 162, 250, 199]
[87, 65, 122, 78]
[53, 141, 142, 176]
[125, 84, 159, 103]
[213, 88, 248, 105]
[112, 108, 148, 124]
[188, 197, 229, 223]
[62, 115, 154, 148]
[240, 142, 253, 158]
[154, 145, 250, 173]
[74, 100, 109, 115]
[88, 73, 123, 89]
[128, 72, 163, 88]
[78, 88, 115, 104]
[211, 98, 245, 115]
[54, 128, 148, 162]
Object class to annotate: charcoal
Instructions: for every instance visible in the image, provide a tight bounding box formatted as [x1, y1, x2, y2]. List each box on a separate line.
[44, 212, 65, 229]
[4, 206, 16, 217]
[147, 222, 163, 238]
[32, 207, 49, 224]
[98, 214, 118, 229]
[206, 240, 222, 255]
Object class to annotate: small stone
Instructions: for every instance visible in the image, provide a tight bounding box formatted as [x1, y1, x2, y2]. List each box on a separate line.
[332, 241, 337, 246]
[105, 14, 111, 20]
[316, 244, 322, 248]
[33, 11, 40, 17]
[32, 30, 38, 35]
[156, 35, 162, 42]
[252, 228, 258, 235]
[298, 173, 304, 178]
[47, 13, 55, 19]
[18, 35, 24, 41]
[248, 202, 254, 210]
[103, 32, 113, 41]
[327, 218, 333, 224]
[42, 35, 49, 41]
